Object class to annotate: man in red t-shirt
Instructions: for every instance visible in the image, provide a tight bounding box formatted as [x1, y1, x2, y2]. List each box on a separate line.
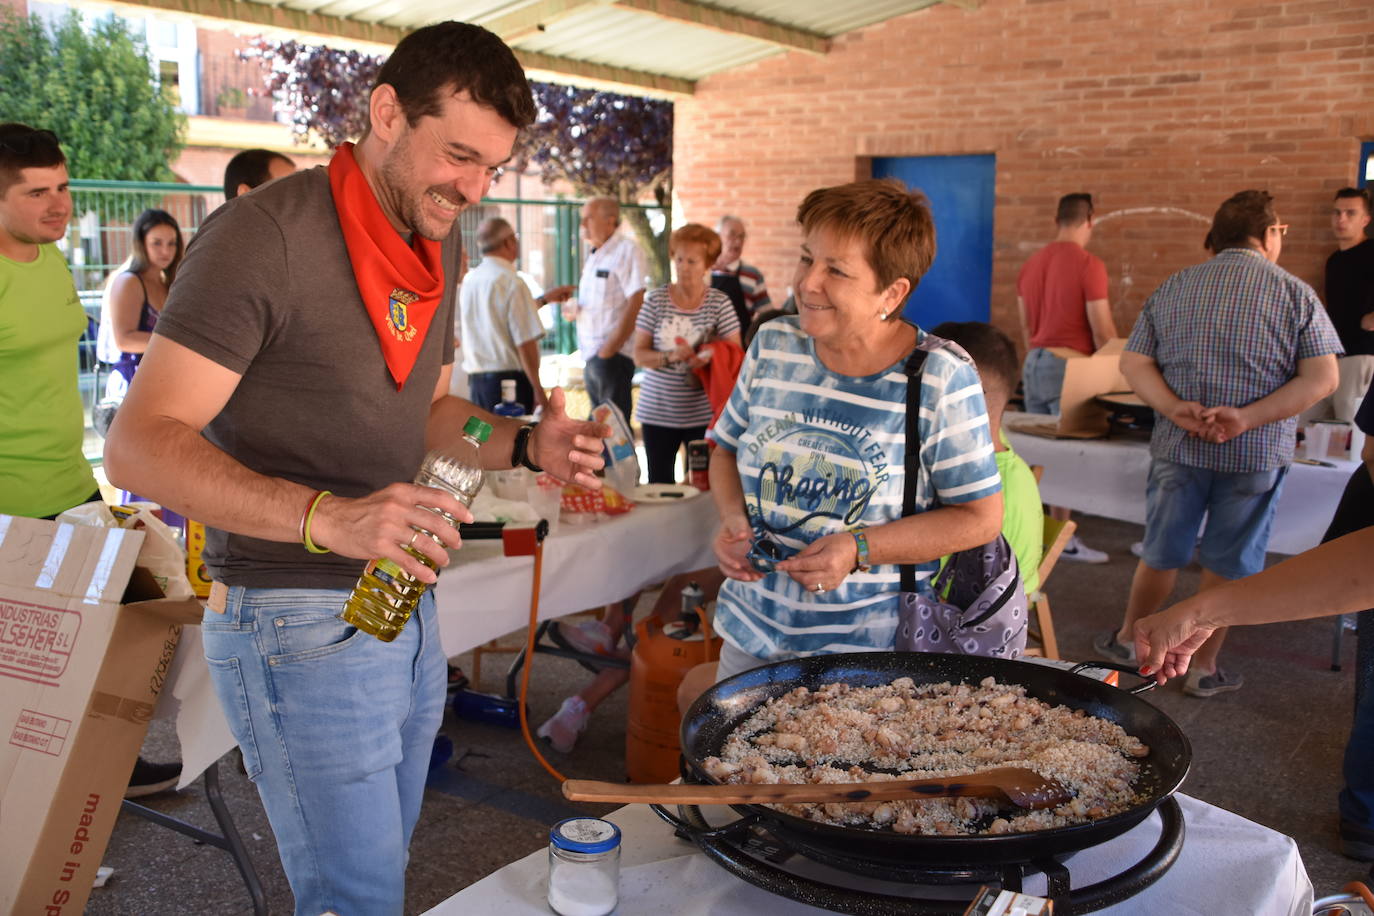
[1017, 192, 1118, 562]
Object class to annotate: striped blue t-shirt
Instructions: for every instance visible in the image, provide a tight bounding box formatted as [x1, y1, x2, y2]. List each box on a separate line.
[708, 318, 1002, 661]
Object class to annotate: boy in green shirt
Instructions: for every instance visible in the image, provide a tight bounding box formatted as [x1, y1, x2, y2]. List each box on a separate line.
[933, 321, 1044, 596]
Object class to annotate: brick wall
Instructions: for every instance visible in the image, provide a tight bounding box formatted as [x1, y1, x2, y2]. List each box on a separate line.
[674, 0, 1373, 345]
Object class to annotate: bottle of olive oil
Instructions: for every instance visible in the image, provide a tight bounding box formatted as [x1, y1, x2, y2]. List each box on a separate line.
[341, 416, 493, 641]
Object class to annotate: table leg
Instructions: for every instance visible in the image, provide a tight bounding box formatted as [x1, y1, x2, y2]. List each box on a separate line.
[119, 756, 266, 915]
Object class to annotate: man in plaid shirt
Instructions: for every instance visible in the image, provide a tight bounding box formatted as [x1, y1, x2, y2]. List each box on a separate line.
[1095, 190, 1341, 697]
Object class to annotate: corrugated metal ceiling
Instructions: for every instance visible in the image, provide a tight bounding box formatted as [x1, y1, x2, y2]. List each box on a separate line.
[100, 0, 968, 95]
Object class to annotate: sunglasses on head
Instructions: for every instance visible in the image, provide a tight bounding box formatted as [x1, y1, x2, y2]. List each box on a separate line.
[0, 129, 60, 156]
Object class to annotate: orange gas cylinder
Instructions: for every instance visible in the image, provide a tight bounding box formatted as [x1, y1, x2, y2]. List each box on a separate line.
[625, 589, 720, 783]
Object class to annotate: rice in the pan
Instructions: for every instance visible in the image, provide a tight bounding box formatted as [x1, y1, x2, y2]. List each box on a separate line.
[701, 676, 1148, 836]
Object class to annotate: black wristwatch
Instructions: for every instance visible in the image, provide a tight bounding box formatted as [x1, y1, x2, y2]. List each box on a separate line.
[511, 423, 542, 472]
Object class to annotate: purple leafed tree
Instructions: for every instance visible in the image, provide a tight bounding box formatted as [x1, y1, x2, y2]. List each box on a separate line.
[242, 40, 673, 279]
[518, 82, 674, 282]
[240, 38, 382, 149]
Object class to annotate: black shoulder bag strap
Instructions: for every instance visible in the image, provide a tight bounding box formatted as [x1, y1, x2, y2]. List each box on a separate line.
[898, 343, 932, 595]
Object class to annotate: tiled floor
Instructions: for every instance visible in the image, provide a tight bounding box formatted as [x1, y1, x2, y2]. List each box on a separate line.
[88, 514, 1372, 914]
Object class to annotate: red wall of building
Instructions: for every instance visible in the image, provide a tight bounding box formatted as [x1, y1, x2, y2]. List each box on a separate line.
[674, 0, 1373, 342]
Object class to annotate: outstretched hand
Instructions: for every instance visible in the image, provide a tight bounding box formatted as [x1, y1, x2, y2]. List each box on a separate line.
[1133, 603, 1217, 684]
[528, 387, 609, 489]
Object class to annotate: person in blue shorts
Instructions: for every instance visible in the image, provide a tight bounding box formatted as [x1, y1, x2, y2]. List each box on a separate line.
[1095, 190, 1340, 697]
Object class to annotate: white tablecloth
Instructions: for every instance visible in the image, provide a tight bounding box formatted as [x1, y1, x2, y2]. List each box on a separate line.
[425, 793, 1312, 916]
[1005, 414, 1359, 556]
[433, 494, 718, 658]
[155, 495, 720, 787]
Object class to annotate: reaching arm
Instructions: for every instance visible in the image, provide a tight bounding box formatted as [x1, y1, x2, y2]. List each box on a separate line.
[1086, 298, 1117, 351]
[1135, 527, 1374, 681]
[598, 289, 645, 359]
[107, 273, 155, 353]
[425, 366, 605, 488]
[537, 284, 575, 306]
[105, 336, 471, 583]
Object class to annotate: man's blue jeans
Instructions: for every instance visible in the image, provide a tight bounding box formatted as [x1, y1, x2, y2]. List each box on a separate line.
[202, 586, 445, 915]
[1022, 347, 1067, 415]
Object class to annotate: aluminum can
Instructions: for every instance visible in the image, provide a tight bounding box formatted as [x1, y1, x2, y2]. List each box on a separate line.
[686, 439, 711, 490]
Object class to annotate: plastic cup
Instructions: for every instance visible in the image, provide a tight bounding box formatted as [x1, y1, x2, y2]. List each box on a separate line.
[527, 480, 562, 536]
[1304, 424, 1331, 460]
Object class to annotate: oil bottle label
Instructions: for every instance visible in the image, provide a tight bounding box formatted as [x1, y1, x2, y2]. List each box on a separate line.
[372, 558, 407, 587]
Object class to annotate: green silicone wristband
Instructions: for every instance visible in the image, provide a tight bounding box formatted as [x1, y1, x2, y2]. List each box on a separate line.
[302, 490, 332, 554]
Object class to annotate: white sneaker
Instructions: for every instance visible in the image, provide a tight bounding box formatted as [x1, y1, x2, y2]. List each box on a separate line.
[1061, 535, 1109, 564]
[537, 696, 590, 753]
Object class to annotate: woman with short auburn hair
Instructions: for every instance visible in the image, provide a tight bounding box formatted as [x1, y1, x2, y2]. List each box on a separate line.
[707, 178, 1005, 680]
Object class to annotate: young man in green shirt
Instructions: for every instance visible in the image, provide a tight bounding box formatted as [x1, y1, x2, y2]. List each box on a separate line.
[933, 321, 1045, 597]
[0, 123, 98, 518]
[0, 123, 179, 795]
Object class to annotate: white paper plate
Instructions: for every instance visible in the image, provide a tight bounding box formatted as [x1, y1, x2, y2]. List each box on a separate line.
[633, 483, 701, 503]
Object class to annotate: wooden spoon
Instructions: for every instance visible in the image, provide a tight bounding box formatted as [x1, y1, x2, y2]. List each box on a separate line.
[563, 767, 1072, 810]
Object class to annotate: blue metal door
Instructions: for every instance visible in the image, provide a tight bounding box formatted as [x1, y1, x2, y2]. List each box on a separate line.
[872, 154, 995, 327]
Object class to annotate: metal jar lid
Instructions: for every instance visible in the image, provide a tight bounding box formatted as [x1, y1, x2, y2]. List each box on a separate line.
[550, 817, 621, 854]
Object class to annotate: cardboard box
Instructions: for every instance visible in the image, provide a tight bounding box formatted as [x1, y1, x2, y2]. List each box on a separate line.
[0, 515, 202, 915]
[1009, 338, 1129, 440]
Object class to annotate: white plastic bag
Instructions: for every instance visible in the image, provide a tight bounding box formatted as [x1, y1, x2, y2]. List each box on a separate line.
[120, 504, 195, 600]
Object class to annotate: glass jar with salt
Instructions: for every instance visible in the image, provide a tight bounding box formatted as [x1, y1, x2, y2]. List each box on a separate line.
[548, 817, 621, 916]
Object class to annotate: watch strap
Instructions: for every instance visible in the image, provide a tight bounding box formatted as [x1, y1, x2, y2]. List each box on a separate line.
[512, 423, 543, 472]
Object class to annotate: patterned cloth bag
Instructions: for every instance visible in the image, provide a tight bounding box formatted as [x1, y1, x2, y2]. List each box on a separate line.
[894, 339, 1028, 658]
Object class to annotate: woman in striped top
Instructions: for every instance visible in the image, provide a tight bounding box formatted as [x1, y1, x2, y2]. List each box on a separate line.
[632, 223, 742, 483]
[707, 180, 1005, 680]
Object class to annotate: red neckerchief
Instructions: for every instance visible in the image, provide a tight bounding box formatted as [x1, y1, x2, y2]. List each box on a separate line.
[328, 142, 445, 390]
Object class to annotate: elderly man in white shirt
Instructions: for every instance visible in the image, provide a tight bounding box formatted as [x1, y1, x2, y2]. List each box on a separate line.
[459, 216, 572, 412]
[564, 196, 648, 421]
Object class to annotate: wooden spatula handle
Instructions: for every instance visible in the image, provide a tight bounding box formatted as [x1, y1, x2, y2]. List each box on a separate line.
[562, 776, 1007, 806]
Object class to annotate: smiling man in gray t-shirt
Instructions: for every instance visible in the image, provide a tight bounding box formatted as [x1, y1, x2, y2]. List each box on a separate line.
[103, 23, 607, 914]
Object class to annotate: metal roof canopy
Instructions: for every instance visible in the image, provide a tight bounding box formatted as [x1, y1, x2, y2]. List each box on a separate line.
[95, 0, 976, 97]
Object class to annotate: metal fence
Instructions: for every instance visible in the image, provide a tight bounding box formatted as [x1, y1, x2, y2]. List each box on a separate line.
[65, 179, 668, 460]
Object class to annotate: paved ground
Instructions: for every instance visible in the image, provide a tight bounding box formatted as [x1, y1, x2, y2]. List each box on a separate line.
[87, 514, 1372, 914]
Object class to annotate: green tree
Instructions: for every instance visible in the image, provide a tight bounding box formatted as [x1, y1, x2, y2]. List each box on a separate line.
[0, 9, 184, 181]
